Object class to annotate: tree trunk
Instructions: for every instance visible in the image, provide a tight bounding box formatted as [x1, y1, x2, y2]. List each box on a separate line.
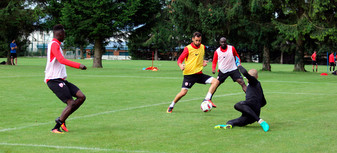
[6, 50, 10, 65]
[246, 52, 252, 62]
[80, 46, 85, 59]
[280, 51, 283, 64]
[93, 38, 103, 68]
[154, 48, 158, 61]
[294, 35, 306, 71]
[262, 45, 271, 71]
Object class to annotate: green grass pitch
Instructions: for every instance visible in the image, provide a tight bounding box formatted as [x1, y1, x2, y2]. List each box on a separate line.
[1, 58, 337, 153]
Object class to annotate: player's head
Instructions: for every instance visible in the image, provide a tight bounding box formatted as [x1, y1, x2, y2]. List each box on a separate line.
[12, 39, 15, 43]
[219, 37, 227, 49]
[192, 32, 202, 47]
[53, 24, 65, 42]
[248, 69, 258, 79]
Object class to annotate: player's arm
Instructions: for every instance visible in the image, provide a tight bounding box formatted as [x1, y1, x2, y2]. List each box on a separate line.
[212, 51, 218, 74]
[51, 43, 86, 70]
[238, 65, 258, 85]
[232, 47, 241, 66]
[177, 47, 189, 71]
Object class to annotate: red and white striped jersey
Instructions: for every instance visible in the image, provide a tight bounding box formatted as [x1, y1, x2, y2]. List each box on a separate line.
[44, 38, 80, 83]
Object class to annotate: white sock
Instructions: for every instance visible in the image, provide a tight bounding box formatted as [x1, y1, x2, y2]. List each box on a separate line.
[258, 119, 264, 124]
[169, 101, 175, 108]
[205, 92, 212, 100]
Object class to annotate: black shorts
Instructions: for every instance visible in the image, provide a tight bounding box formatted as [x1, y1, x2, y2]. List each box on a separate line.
[47, 79, 80, 103]
[217, 69, 243, 84]
[182, 73, 213, 89]
[10, 53, 17, 58]
[330, 62, 336, 66]
[312, 61, 317, 65]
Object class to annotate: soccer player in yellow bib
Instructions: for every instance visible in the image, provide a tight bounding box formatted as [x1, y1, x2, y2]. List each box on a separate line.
[167, 32, 219, 113]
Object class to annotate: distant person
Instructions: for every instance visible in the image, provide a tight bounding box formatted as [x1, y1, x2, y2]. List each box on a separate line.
[212, 37, 247, 93]
[311, 51, 317, 72]
[167, 32, 219, 113]
[329, 52, 335, 72]
[214, 65, 269, 132]
[45, 24, 87, 133]
[10, 39, 18, 65]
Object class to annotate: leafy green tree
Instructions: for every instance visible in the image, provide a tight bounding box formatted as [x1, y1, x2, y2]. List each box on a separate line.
[128, 0, 177, 61]
[309, 1, 337, 54]
[49, 0, 160, 68]
[0, 0, 41, 63]
[269, 0, 333, 71]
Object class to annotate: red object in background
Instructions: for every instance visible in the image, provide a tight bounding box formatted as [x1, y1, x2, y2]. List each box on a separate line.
[320, 73, 328, 76]
[145, 66, 158, 71]
[145, 51, 159, 71]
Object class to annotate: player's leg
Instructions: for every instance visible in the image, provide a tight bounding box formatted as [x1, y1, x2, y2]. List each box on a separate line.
[10, 55, 14, 65]
[200, 74, 219, 108]
[210, 71, 226, 100]
[234, 101, 260, 121]
[235, 101, 269, 131]
[167, 88, 188, 113]
[47, 79, 73, 133]
[229, 69, 246, 92]
[316, 64, 318, 72]
[58, 81, 86, 131]
[214, 115, 249, 129]
[14, 57, 17, 65]
[236, 78, 246, 93]
[168, 75, 193, 113]
[59, 90, 86, 121]
[206, 77, 219, 99]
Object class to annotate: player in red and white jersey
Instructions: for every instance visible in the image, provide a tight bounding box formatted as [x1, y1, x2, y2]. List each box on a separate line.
[45, 24, 87, 134]
[329, 52, 335, 72]
[212, 37, 246, 93]
[311, 51, 317, 72]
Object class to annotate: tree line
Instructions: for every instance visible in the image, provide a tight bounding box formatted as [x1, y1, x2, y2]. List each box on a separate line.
[1, 0, 336, 71]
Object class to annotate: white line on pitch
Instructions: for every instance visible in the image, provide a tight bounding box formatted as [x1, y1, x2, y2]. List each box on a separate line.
[0, 92, 243, 133]
[0, 142, 161, 153]
[265, 91, 333, 96]
[0, 74, 334, 84]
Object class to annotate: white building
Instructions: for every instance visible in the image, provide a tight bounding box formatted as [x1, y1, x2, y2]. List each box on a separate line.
[27, 30, 53, 54]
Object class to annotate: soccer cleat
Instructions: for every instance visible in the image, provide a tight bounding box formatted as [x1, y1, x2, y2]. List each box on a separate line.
[214, 124, 232, 129]
[260, 121, 269, 132]
[204, 99, 216, 108]
[51, 128, 64, 134]
[61, 123, 68, 132]
[167, 107, 174, 113]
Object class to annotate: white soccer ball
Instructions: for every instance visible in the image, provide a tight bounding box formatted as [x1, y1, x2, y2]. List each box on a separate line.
[200, 100, 212, 112]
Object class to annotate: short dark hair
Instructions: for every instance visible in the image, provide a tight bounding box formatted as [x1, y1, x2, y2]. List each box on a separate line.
[193, 32, 202, 38]
[53, 24, 64, 32]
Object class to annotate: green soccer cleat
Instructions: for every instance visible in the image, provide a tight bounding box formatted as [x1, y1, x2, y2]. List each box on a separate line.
[214, 124, 232, 129]
[260, 121, 269, 132]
